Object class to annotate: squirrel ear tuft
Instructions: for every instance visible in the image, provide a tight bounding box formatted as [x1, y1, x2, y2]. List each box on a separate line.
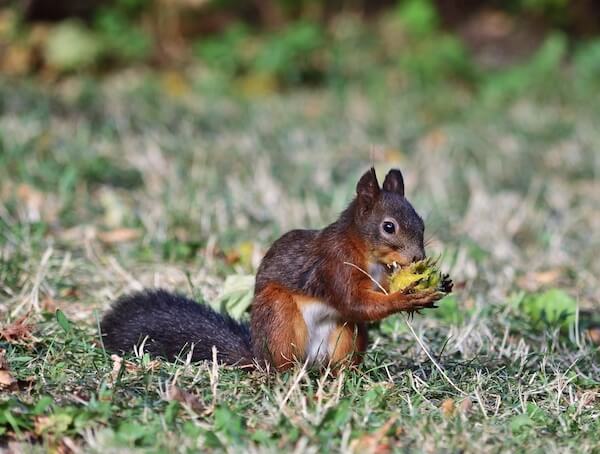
[356, 167, 380, 209]
[382, 169, 404, 196]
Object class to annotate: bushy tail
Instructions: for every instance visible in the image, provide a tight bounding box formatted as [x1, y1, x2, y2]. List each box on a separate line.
[100, 289, 253, 367]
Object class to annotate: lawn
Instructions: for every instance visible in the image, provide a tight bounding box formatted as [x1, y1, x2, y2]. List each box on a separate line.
[1, 71, 599, 452]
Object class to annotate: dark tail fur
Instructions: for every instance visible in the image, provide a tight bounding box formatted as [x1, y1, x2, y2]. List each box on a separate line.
[100, 289, 253, 367]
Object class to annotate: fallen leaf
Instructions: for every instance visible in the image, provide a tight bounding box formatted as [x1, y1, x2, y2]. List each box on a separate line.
[225, 241, 255, 266]
[517, 269, 561, 291]
[0, 349, 17, 390]
[0, 370, 17, 389]
[441, 398, 456, 417]
[41, 297, 58, 313]
[2, 44, 33, 76]
[0, 314, 36, 344]
[16, 183, 45, 221]
[110, 354, 159, 382]
[349, 417, 395, 454]
[166, 384, 205, 413]
[111, 354, 124, 382]
[586, 327, 600, 346]
[459, 397, 473, 414]
[98, 228, 142, 244]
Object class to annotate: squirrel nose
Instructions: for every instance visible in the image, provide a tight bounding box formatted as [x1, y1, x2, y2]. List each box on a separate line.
[411, 250, 425, 262]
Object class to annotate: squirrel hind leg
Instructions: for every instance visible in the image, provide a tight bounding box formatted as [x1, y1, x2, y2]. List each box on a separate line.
[327, 322, 367, 367]
[251, 284, 308, 371]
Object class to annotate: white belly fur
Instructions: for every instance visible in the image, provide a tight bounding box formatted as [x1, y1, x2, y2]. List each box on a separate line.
[300, 300, 340, 366]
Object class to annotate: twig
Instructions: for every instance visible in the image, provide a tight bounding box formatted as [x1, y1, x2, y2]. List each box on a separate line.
[343, 262, 386, 293]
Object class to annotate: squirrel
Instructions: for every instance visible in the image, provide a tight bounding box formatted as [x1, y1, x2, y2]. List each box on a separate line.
[100, 167, 451, 371]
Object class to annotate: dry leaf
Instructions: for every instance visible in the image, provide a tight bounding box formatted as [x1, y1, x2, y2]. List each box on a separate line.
[110, 354, 159, 382]
[0, 349, 17, 390]
[41, 297, 58, 313]
[98, 228, 142, 244]
[2, 44, 33, 76]
[0, 314, 35, 344]
[349, 417, 396, 454]
[586, 327, 600, 346]
[16, 183, 45, 221]
[0, 370, 17, 389]
[517, 269, 561, 291]
[441, 398, 456, 417]
[110, 354, 124, 382]
[166, 384, 205, 413]
[459, 397, 473, 414]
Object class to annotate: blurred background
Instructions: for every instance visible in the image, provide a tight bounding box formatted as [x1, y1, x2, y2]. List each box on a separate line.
[1, 3, 599, 449]
[2, 0, 600, 88]
[1, 0, 599, 323]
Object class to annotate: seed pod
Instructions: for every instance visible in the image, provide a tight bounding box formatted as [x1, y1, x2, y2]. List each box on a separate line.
[389, 258, 452, 294]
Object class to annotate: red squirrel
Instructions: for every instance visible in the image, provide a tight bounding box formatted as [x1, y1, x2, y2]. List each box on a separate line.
[101, 167, 451, 371]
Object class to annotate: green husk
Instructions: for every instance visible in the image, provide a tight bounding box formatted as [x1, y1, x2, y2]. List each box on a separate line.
[389, 257, 448, 293]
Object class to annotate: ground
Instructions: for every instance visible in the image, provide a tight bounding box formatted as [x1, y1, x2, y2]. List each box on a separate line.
[0, 72, 599, 452]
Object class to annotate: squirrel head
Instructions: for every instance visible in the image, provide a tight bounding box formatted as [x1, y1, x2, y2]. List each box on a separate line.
[353, 167, 425, 272]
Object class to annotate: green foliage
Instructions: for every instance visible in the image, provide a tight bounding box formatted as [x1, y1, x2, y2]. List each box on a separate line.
[481, 33, 567, 103]
[55, 309, 72, 333]
[573, 39, 600, 87]
[514, 289, 577, 331]
[510, 402, 554, 435]
[44, 20, 103, 71]
[195, 24, 251, 77]
[255, 22, 324, 83]
[195, 21, 323, 86]
[94, 8, 151, 62]
[398, 34, 474, 85]
[212, 274, 254, 319]
[396, 0, 439, 37]
[425, 295, 464, 325]
[80, 156, 144, 189]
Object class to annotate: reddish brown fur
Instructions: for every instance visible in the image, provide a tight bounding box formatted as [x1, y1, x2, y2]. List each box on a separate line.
[328, 322, 367, 365]
[249, 167, 447, 371]
[101, 168, 449, 372]
[251, 283, 308, 371]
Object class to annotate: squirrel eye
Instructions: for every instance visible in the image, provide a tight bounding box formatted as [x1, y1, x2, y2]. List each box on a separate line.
[382, 221, 396, 234]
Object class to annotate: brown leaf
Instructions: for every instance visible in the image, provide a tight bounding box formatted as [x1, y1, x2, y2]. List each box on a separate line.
[517, 269, 561, 291]
[41, 297, 58, 313]
[0, 349, 17, 390]
[166, 383, 205, 413]
[350, 417, 396, 454]
[0, 314, 36, 344]
[2, 44, 33, 76]
[586, 327, 600, 346]
[16, 183, 45, 220]
[459, 397, 473, 414]
[441, 398, 456, 417]
[110, 354, 124, 382]
[98, 228, 142, 244]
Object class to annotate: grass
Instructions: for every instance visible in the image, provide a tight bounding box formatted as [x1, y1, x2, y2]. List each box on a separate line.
[1, 71, 599, 453]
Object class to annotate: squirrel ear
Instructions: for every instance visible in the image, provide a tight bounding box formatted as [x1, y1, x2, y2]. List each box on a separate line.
[356, 167, 380, 209]
[382, 169, 404, 196]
